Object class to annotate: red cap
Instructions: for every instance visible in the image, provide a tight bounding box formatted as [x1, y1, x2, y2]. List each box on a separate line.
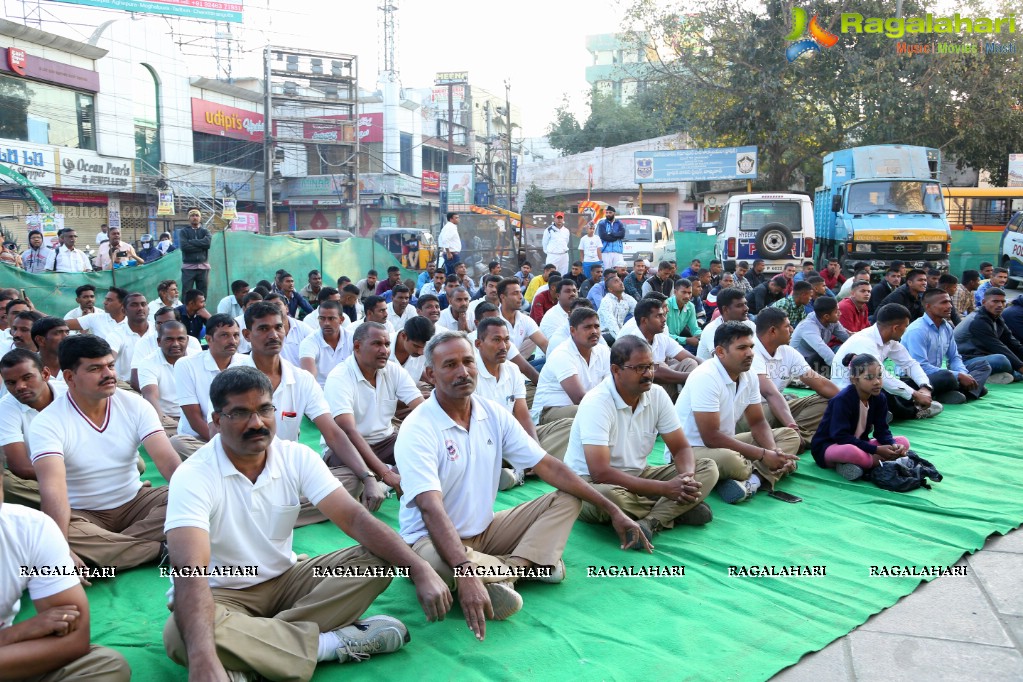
[554, 211, 565, 218]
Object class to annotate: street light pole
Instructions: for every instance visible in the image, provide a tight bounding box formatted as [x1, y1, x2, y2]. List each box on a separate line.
[504, 78, 512, 211]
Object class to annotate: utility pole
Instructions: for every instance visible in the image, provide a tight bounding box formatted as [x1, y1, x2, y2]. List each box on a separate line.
[263, 46, 274, 233]
[504, 78, 513, 211]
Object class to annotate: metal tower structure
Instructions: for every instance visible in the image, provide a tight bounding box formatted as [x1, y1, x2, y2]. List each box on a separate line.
[378, 1, 399, 82]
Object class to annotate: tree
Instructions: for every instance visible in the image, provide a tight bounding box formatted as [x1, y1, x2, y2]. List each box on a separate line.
[622, 0, 1023, 187]
[522, 183, 556, 212]
[547, 91, 664, 156]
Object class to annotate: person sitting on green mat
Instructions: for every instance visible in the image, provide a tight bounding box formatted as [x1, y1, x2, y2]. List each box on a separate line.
[395, 330, 650, 641]
[163, 367, 450, 681]
[563, 335, 719, 545]
[0, 467, 130, 681]
[810, 353, 911, 481]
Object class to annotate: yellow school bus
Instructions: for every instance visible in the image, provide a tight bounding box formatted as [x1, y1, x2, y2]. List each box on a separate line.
[942, 187, 1023, 232]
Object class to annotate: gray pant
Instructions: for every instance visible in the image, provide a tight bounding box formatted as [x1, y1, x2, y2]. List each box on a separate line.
[181, 268, 209, 296]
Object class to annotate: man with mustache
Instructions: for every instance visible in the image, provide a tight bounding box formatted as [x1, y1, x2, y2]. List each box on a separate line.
[30, 317, 70, 382]
[324, 322, 422, 497]
[395, 330, 650, 641]
[9, 310, 44, 352]
[0, 349, 68, 507]
[530, 308, 610, 425]
[163, 367, 449, 680]
[239, 302, 387, 518]
[697, 288, 757, 361]
[677, 322, 801, 504]
[171, 314, 246, 460]
[64, 288, 150, 392]
[564, 335, 719, 544]
[138, 322, 191, 438]
[128, 306, 202, 392]
[28, 335, 181, 571]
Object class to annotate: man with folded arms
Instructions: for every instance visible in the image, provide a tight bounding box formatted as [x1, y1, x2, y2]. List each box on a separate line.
[29, 335, 181, 570]
[163, 367, 450, 681]
[565, 335, 719, 544]
[395, 330, 649, 640]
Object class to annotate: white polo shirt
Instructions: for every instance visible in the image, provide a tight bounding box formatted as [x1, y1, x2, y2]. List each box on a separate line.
[165, 435, 341, 591]
[76, 312, 129, 366]
[473, 351, 526, 413]
[530, 340, 611, 423]
[697, 317, 757, 360]
[237, 357, 329, 442]
[324, 356, 421, 444]
[217, 295, 243, 319]
[130, 330, 201, 373]
[501, 311, 540, 351]
[390, 332, 427, 382]
[436, 307, 467, 332]
[752, 340, 811, 392]
[281, 317, 314, 368]
[29, 390, 162, 510]
[298, 328, 353, 387]
[564, 377, 681, 475]
[539, 304, 570, 341]
[676, 357, 761, 447]
[174, 351, 245, 438]
[0, 505, 80, 629]
[387, 301, 417, 331]
[0, 381, 68, 452]
[395, 395, 547, 544]
[235, 313, 251, 354]
[622, 327, 686, 363]
[138, 354, 182, 417]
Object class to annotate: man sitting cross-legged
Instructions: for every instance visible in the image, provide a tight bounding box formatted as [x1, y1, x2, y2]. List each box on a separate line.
[162, 367, 451, 681]
[530, 307, 611, 425]
[29, 335, 181, 571]
[0, 467, 130, 681]
[677, 322, 802, 504]
[565, 335, 719, 545]
[396, 330, 649, 641]
[741, 307, 839, 451]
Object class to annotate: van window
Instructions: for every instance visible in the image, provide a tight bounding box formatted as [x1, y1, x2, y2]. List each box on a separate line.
[739, 201, 802, 232]
[620, 218, 652, 241]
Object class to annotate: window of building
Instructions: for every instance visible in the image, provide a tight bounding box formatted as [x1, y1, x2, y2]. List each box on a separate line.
[0, 74, 96, 149]
[422, 146, 446, 172]
[621, 79, 638, 104]
[595, 80, 613, 97]
[644, 203, 669, 218]
[593, 50, 613, 66]
[193, 132, 263, 171]
[399, 132, 413, 176]
[133, 64, 160, 172]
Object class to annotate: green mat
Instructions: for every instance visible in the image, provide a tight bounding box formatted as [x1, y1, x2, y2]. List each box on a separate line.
[16, 384, 1023, 681]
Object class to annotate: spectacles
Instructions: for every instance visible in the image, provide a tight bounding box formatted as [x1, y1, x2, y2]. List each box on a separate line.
[621, 363, 659, 375]
[219, 405, 277, 421]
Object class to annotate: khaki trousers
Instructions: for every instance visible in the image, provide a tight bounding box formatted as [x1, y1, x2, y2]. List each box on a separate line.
[169, 434, 206, 460]
[160, 414, 179, 439]
[392, 381, 433, 427]
[70, 485, 168, 568]
[536, 418, 573, 461]
[579, 459, 719, 529]
[294, 459, 362, 528]
[691, 428, 802, 489]
[737, 395, 829, 451]
[3, 469, 40, 507]
[24, 645, 130, 682]
[655, 356, 700, 402]
[413, 491, 581, 588]
[524, 380, 537, 412]
[114, 380, 139, 395]
[539, 404, 578, 425]
[163, 547, 391, 682]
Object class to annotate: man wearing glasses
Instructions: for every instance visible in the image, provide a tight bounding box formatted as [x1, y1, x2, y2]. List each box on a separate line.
[563, 335, 719, 545]
[180, 208, 212, 296]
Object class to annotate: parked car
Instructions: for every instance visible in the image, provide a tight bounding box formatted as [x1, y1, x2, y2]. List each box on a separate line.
[998, 211, 1023, 288]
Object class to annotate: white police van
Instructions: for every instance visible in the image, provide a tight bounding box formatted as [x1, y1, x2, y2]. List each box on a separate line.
[714, 193, 815, 273]
[998, 211, 1023, 289]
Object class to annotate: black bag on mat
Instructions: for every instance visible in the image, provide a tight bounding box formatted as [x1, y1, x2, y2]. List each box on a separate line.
[864, 451, 943, 492]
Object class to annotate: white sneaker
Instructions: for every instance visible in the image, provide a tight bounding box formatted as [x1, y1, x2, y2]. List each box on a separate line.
[498, 468, 525, 491]
[915, 401, 943, 419]
[333, 615, 410, 663]
[988, 372, 1015, 384]
[715, 477, 760, 504]
[485, 581, 523, 620]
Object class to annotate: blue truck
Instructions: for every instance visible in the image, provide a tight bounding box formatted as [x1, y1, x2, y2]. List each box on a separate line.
[814, 145, 951, 275]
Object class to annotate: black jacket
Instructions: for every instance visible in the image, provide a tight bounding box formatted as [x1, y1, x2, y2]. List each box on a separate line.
[179, 226, 211, 264]
[746, 282, 782, 315]
[1002, 297, 1023, 342]
[869, 281, 896, 314]
[879, 285, 923, 320]
[953, 308, 1023, 368]
[811, 385, 894, 468]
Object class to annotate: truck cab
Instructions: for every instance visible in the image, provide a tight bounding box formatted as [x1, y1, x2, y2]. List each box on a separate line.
[714, 193, 815, 273]
[815, 145, 951, 276]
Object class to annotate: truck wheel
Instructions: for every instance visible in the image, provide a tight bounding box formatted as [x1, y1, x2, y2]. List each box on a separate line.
[755, 223, 795, 259]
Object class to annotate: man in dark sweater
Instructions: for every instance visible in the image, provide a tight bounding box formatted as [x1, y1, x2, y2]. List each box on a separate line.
[878, 268, 927, 321]
[869, 267, 901, 315]
[623, 258, 649, 300]
[1001, 295, 1023, 341]
[953, 287, 1023, 383]
[179, 208, 212, 296]
[746, 276, 786, 315]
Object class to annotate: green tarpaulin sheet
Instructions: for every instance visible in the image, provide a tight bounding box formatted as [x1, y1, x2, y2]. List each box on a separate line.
[15, 383, 1022, 681]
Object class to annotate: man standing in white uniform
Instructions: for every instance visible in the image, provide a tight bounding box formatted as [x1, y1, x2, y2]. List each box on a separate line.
[542, 211, 571, 275]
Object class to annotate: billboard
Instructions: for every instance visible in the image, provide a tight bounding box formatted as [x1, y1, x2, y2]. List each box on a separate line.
[446, 165, 475, 205]
[192, 99, 264, 142]
[634, 146, 758, 183]
[301, 113, 382, 144]
[49, 0, 242, 23]
[422, 170, 440, 194]
[1009, 154, 1023, 187]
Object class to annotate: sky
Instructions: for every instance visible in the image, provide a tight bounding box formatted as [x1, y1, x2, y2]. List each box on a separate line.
[21, 0, 629, 137]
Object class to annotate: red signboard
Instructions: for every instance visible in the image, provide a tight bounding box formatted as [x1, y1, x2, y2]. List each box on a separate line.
[52, 191, 108, 205]
[7, 48, 26, 76]
[0, 48, 100, 92]
[422, 170, 440, 194]
[191, 98, 264, 142]
[300, 112, 382, 144]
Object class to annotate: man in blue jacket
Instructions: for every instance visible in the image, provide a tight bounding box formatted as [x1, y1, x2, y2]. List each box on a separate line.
[597, 207, 625, 270]
[180, 208, 212, 296]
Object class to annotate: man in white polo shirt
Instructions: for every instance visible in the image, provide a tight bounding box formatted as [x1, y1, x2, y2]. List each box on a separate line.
[139, 321, 190, 438]
[216, 279, 249, 320]
[299, 301, 353, 388]
[437, 287, 471, 332]
[621, 297, 700, 400]
[349, 296, 395, 336]
[171, 314, 244, 460]
[240, 302, 386, 517]
[538, 279, 578, 341]
[64, 285, 130, 358]
[677, 322, 801, 504]
[497, 278, 548, 359]
[474, 317, 572, 463]
[466, 275, 501, 332]
[0, 350, 68, 507]
[29, 335, 181, 570]
[564, 336, 719, 543]
[396, 331, 649, 641]
[531, 307, 610, 425]
[0, 467, 130, 681]
[325, 322, 422, 492]
[696, 288, 756, 360]
[263, 293, 313, 367]
[391, 316, 434, 384]
[162, 367, 450, 681]
[130, 307, 201, 392]
[386, 284, 416, 330]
